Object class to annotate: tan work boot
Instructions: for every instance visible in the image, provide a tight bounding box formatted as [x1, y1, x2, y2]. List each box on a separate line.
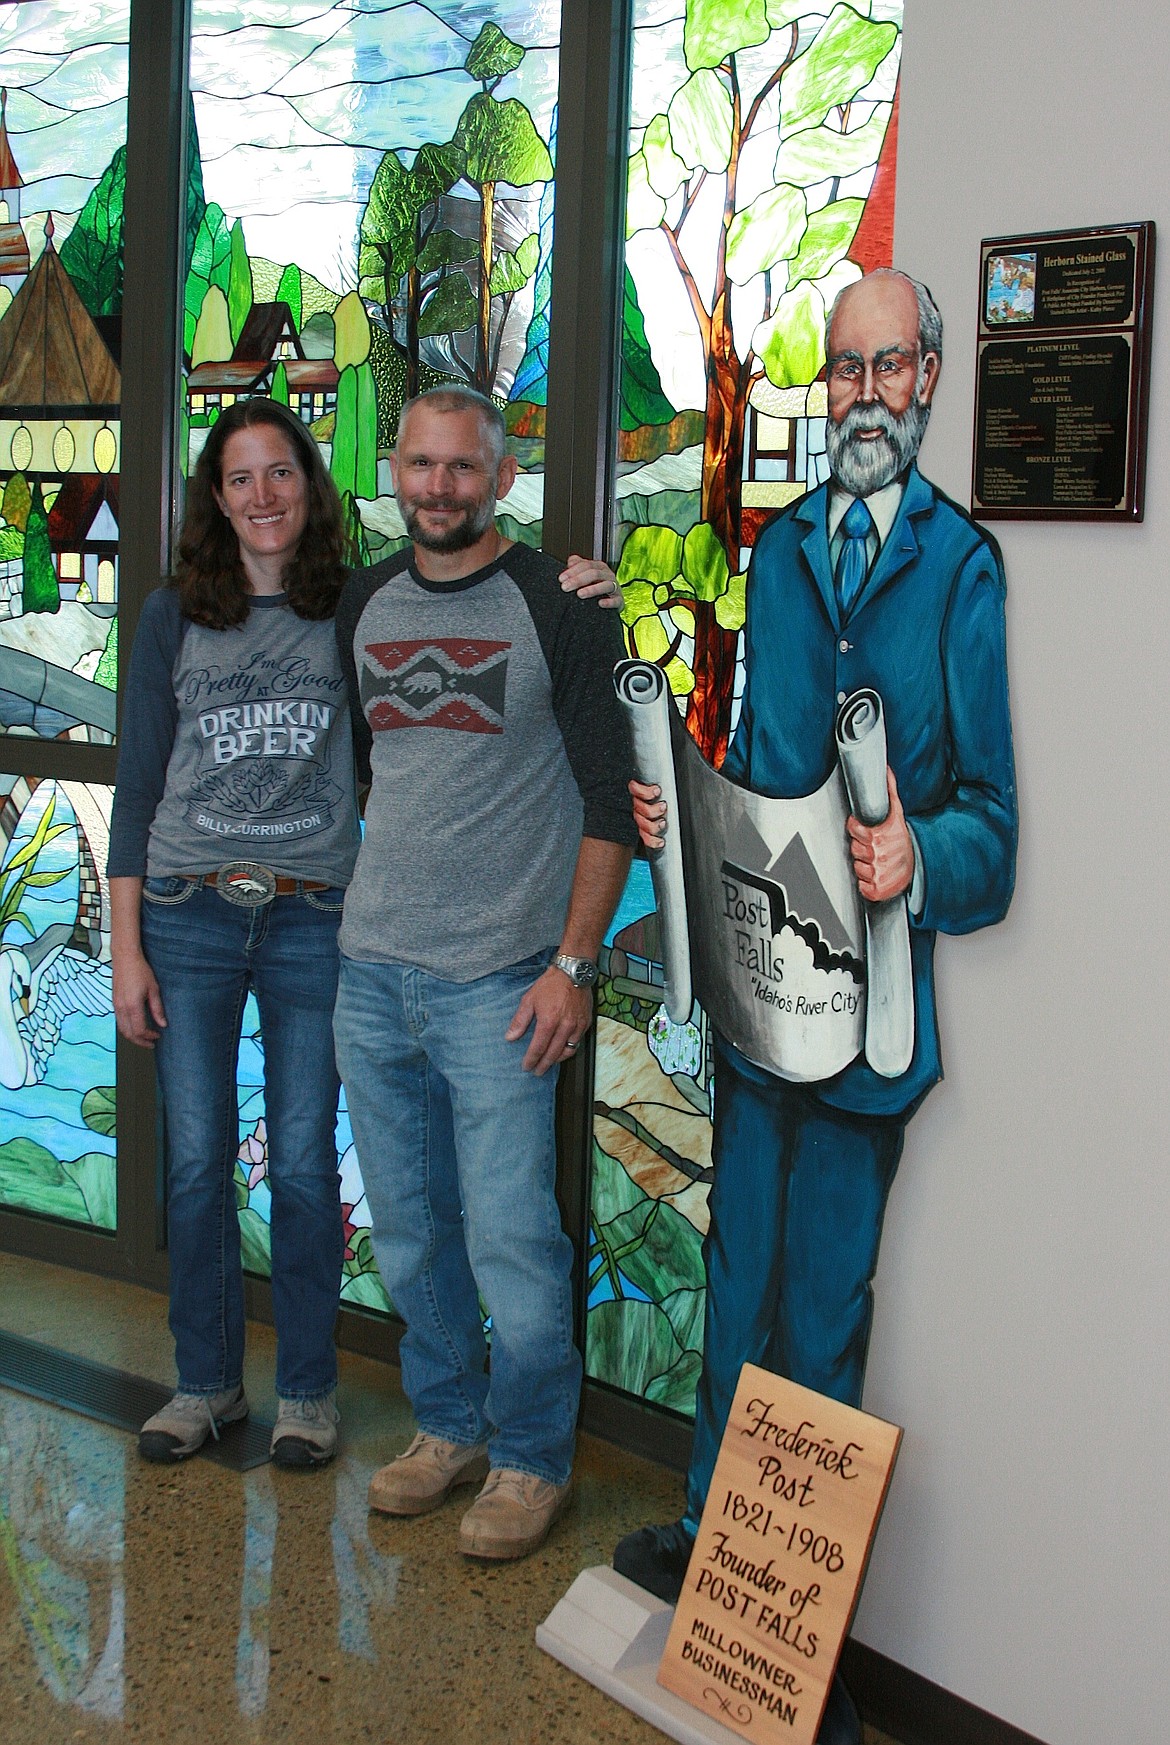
[368, 1432, 489, 1516]
[458, 1468, 572, 1560]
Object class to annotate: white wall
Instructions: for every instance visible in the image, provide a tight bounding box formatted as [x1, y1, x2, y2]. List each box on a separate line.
[853, 6, 1170, 1742]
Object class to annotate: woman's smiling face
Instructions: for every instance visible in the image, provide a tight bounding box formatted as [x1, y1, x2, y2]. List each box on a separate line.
[213, 422, 309, 589]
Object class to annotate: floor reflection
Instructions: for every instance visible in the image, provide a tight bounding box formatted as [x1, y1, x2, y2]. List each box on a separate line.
[1, 1384, 695, 1745]
[0, 1254, 850, 1745]
[1, 1394, 408, 1736]
[330, 1460, 401, 1662]
[233, 1460, 402, 1715]
[1, 1393, 125, 1719]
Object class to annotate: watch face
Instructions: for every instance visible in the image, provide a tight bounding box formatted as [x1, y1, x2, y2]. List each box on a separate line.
[557, 955, 598, 987]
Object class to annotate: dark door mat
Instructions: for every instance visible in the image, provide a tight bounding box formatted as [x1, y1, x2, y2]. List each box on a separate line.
[0, 1328, 273, 1470]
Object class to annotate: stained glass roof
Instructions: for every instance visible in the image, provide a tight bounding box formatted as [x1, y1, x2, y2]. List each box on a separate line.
[0, 227, 120, 409]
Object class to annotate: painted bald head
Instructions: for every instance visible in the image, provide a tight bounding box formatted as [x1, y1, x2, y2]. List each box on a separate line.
[824, 270, 942, 496]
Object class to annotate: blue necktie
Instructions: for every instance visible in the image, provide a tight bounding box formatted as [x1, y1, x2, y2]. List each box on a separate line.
[834, 498, 874, 620]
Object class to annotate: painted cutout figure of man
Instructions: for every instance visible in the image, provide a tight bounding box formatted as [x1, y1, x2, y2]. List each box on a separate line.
[612, 270, 1017, 1744]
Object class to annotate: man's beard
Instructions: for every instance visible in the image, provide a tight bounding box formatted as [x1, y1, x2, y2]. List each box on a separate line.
[825, 396, 931, 497]
[398, 489, 497, 553]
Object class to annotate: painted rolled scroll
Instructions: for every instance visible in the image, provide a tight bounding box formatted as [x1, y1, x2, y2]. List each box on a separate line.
[615, 662, 916, 1083]
[834, 689, 915, 1079]
[613, 659, 692, 1023]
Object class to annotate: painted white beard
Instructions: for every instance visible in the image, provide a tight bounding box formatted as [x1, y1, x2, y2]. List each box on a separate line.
[825, 398, 931, 497]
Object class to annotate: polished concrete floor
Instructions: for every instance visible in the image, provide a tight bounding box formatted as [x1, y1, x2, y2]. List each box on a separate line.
[0, 1253, 901, 1745]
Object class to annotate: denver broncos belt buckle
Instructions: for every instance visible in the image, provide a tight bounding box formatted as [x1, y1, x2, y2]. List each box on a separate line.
[215, 862, 277, 907]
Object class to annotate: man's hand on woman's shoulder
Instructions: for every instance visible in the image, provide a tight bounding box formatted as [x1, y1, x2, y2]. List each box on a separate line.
[559, 554, 622, 608]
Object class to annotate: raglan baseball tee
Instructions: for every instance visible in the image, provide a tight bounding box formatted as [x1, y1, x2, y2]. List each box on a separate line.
[335, 542, 636, 982]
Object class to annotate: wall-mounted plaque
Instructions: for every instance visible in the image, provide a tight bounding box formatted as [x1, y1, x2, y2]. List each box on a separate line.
[656, 1365, 901, 1745]
[972, 223, 1155, 520]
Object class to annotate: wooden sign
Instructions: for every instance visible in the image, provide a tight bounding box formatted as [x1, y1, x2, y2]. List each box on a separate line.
[657, 1365, 901, 1745]
[971, 222, 1155, 521]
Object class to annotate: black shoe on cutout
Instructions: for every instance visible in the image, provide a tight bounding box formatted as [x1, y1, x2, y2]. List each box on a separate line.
[612, 1518, 695, 1603]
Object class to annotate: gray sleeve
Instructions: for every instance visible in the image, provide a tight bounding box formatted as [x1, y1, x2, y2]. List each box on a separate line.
[106, 587, 185, 877]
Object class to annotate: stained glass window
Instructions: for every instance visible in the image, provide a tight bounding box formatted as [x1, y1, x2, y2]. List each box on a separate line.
[588, 1, 903, 1415]
[0, 773, 115, 1230]
[185, 1, 563, 555]
[0, 3, 127, 743]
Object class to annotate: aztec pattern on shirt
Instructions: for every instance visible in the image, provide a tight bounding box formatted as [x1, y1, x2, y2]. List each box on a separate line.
[359, 637, 509, 734]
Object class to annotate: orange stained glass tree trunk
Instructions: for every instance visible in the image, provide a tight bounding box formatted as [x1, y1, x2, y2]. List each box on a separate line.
[674, 36, 798, 768]
[690, 284, 748, 769]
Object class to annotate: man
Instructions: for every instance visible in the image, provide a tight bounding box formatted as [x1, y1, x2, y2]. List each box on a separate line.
[333, 386, 636, 1561]
[616, 271, 1016, 1735]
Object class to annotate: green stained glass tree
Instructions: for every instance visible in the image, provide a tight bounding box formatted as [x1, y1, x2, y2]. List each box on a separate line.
[622, 0, 901, 764]
[275, 262, 302, 331]
[359, 144, 465, 403]
[21, 485, 59, 616]
[58, 148, 126, 319]
[452, 32, 553, 393]
[227, 218, 253, 347]
[185, 202, 232, 358]
[331, 294, 378, 501]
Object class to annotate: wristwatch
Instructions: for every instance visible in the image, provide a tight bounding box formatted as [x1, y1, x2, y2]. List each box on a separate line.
[553, 953, 599, 988]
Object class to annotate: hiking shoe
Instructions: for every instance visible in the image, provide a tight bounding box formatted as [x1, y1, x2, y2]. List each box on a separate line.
[138, 1385, 248, 1463]
[270, 1392, 339, 1467]
[368, 1432, 490, 1516]
[458, 1468, 572, 1560]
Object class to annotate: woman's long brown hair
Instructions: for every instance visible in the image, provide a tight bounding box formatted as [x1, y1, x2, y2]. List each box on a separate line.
[175, 398, 348, 628]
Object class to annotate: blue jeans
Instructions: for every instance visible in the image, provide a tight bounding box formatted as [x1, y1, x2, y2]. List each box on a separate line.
[332, 951, 581, 1486]
[141, 879, 345, 1400]
[685, 1037, 905, 1532]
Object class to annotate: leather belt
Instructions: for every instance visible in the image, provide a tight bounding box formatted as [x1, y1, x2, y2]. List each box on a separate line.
[201, 873, 329, 895]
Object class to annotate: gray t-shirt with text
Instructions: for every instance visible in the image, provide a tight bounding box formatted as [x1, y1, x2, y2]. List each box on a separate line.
[108, 588, 360, 888]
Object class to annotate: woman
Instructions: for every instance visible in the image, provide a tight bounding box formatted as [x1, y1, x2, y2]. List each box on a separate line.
[109, 398, 360, 1468]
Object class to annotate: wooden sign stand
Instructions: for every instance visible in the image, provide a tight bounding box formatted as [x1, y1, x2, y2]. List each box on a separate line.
[537, 1364, 901, 1745]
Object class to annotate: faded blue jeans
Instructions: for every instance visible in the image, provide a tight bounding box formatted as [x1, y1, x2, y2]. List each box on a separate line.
[141, 878, 345, 1401]
[332, 950, 581, 1486]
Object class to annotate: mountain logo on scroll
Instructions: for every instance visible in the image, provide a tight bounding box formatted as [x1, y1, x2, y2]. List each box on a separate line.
[721, 831, 865, 988]
[360, 639, 509, 734]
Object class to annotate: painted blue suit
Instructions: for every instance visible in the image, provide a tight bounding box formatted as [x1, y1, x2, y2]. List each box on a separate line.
[684, 463, 1016, 1527]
